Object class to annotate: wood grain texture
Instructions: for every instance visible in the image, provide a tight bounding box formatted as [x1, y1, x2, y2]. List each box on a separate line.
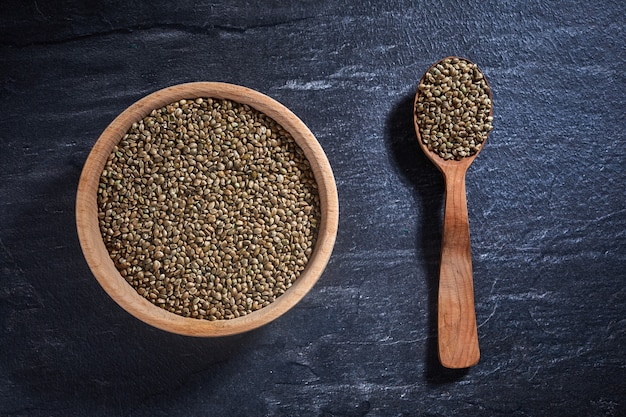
[438, 164, 480, 368]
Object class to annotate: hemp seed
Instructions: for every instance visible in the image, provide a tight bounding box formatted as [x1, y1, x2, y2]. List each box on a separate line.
[415, 57, 493, 160]
[97, 98, 321, 320]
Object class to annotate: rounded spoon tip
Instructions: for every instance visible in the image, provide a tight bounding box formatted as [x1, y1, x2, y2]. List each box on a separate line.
[413, 56, 493, 171]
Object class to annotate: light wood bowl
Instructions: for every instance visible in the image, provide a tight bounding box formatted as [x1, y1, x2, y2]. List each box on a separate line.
[76, 82, 339, 336]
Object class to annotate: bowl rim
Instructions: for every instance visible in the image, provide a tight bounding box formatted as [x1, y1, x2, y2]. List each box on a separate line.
[76, 82, 339, 336]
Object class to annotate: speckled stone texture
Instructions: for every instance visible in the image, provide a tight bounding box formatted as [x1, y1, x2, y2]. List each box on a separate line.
[1, 1, 624, 416]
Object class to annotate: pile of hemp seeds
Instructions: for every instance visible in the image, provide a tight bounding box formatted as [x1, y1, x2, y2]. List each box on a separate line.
[97, 97, 321, 320]
[415, 57, 493, 160]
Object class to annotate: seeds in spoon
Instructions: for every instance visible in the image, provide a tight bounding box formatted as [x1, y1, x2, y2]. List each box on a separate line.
[97, 97, 321, 320]
[415, 57, 493, 160]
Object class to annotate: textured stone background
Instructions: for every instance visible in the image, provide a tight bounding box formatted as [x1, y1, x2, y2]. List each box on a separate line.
[1, 1, 624, 416]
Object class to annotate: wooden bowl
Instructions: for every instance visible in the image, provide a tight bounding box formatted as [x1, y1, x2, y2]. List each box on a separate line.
[76, 82, 339, 336]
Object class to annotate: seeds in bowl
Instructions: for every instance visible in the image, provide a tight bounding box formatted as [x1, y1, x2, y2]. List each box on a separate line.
[97, 97, 321, 320]
[415, 57, 493, 160]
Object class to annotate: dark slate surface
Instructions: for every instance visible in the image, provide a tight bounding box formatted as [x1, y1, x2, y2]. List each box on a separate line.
[1, 1, 625, 416]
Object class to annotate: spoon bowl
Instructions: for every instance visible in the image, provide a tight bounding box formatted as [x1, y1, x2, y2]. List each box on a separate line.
[413, 56, 493, 369]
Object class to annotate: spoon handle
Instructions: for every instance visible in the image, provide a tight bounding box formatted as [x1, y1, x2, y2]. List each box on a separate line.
[438, 167, 480, 368]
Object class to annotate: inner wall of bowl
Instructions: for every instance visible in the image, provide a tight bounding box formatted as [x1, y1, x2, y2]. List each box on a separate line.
[79, 82, 337, 336]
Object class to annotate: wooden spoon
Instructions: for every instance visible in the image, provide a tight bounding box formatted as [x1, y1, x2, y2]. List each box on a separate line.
[413, 57, 493, 369]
